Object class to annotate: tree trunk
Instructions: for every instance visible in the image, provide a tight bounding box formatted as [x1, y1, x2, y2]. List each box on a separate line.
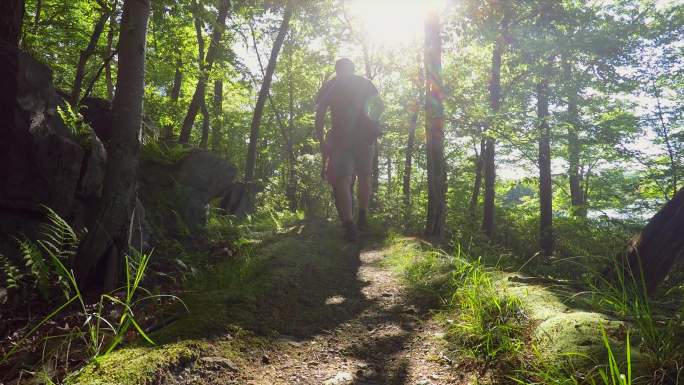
[75, 0, 150, 290]
[537, 71, 553, 257]
[244, 1, 293, 181]
[624, 186, 684, 293]
[285, 53, 297, 211]
[35, 0, 42, 24]
[424, 11, 447, 238]
[403, 58, 424, 213]
[563, 59, 586, 218]
[360, 43, 380, 208]
[170, 63, 183, 103]
[482, 33, 504, 237]
[402, 109, 418, 211]
[387, 151, 392, 198]
[372, 141, 380, 207]
[177, 0, 231, 145]
[199, 100, 210, 148]
[0, 0, 24, 169]
[71, 8, 111, 106]
[212, 79, 223, 151]
[469, 138, 486, 216]
[104, 1, 117, 100]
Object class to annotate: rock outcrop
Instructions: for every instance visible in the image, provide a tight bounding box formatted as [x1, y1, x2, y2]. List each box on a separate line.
[0, 51, 240, 259]
[139, 147, 237, 238]
[0, 52, 106, 258]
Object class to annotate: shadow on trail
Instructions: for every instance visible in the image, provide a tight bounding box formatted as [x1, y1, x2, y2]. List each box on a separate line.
[341, 242, 435, 385]
[154, 220, 381, 342]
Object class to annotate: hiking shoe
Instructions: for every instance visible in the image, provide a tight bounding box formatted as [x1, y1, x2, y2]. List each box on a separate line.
[343, 221, 358, 242]
[357, 209, 368, 231]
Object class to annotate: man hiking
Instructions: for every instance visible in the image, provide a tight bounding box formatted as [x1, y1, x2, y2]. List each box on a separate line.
[315, 58, 383, 241]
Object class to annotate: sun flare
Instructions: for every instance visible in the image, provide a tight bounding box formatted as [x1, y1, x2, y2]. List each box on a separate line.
[346, 0, 448, 46]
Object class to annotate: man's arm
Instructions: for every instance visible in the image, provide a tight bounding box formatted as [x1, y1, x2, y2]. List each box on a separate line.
[315, 102, 329, 181]
[315, 103, 326, 152]
[314, 80, 332, 157]
[366, 80, 384, 121]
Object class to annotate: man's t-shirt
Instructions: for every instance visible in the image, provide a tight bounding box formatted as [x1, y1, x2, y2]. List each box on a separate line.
[316, 74, 378, 146]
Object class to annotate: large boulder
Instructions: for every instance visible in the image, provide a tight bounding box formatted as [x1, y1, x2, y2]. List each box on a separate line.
[0, 52, 106, 257]
[139, 146, 237, 239]
[176, 151, 237, 228]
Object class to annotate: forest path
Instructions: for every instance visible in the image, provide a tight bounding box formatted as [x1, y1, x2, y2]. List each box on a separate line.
[73, 222, 465, 385]
[227, 241, 461, 385]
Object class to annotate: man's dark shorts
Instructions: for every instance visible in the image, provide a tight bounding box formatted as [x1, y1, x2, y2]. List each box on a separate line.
[330, 140, 374, 178]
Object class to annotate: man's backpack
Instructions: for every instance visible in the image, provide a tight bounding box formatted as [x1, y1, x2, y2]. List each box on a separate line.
[359, 113, 382, 142]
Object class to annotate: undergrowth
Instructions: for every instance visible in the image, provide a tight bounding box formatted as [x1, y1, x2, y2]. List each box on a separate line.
[0, 207, 179, 383]
[447, 255, 526, 365]
[384, 235, 526, 368]
[384, 235, 683, 385]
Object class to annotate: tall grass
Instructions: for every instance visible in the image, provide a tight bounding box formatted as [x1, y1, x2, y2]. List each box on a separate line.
[515, 327, 633, 385]
[384, 238, 526, 366]
[586, 254, 683, 380]
[592, 328, 632, 385]
[447, 253, 526, 364]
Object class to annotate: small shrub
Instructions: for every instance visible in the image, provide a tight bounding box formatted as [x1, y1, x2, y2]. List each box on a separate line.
[382, 236, 458, 304]
[141, 141, 193, 165]
[58, 103, 91, 139]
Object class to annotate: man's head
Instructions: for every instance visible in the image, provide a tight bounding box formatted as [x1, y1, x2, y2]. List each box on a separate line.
[335, 58, 355, 76]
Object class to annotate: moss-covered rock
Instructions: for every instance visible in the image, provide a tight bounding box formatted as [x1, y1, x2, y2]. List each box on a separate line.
[67, 341, 205, 385]
[506, 275, 651, 375]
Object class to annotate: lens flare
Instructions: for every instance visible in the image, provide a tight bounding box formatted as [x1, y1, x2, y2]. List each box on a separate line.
[346, 0, 448, 47]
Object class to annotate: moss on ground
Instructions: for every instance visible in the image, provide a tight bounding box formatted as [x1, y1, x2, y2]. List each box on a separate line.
[67, 341, 205, 385]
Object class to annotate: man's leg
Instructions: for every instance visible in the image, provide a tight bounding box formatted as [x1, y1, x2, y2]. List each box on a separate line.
[358, 173, 371, 212]
[355, 142, 374, 230]
[357, 173, 371, 229]
[335, 175, 354, 224]
[335, 175, 358, 241]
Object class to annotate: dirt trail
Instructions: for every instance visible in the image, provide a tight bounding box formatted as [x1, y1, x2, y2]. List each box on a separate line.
[225, 245, 462, 385]
[161, 237, 454, 385]
[72, 224, 467, 385]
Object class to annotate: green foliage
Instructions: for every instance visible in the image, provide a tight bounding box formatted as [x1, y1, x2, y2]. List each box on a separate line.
[383, 235, 459, 303]
[17, 238, 51, 298]
[206, 209, 257, 251]
[141, 141, 194, 165]
[57, 103, 93, 145]
[592, 328, 632, 385]
[514, 328, 634, 385]
[0, 254, 24, 290]
[384, 237, 526, 364]
[447, 256, 526, 364]
[586, 255, 684, 377]
[1, 209, 181, 385]
[1, 207, 78, 300]
[12, 0, 684, 382]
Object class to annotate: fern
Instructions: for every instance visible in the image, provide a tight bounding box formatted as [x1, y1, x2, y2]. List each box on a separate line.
[38, 206, 79, 262]
[0, 254, 25, 289]
[17, 238, 51, 298]
[57, 103, 91, 138]
[1, 207, 79, 298]
[37, 207, 79, 298]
